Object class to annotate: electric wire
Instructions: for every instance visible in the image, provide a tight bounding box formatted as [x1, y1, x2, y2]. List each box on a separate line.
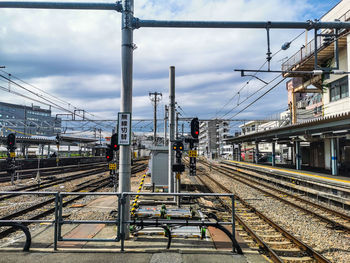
[0, 74, 114, 130]
[215, 29, 306, 119]
[229, 77, 286, 120]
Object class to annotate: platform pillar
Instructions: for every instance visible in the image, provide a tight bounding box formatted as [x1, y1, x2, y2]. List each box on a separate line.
[255, 142, 259, 164]
[331, 138, 338, 176]
[238, 144, 241, 161]
[68, 145, 71, 157]
[47, 144, 51, 158]
[295, 141, 301, 170]
[271, 142, 276, 166]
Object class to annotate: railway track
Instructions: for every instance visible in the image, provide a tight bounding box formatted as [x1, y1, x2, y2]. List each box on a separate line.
[0, 161, 148, 239]
[0, 162, 106, 183]
[221, 161, 350, 208]
[199, 160, 350, 234]
[185, 160, 331, 263]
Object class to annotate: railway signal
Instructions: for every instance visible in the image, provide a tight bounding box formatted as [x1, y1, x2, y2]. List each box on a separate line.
[7, 133, 16, 150]
[55, 134, 60, 146]
[110, 133, 119, 151]
[106, 148, 113, 162]
[172, 141, 185, 173]
[190, 118, 199, 139]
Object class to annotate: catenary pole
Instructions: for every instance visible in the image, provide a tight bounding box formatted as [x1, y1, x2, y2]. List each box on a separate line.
[119, 0, 134, 238]
[168, 66, 175, 193]
[164, 105, 168, 146]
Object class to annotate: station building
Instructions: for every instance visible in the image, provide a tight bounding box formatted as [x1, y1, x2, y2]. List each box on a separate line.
[226, 0, 350, 176]
[0, 101, 61, 136]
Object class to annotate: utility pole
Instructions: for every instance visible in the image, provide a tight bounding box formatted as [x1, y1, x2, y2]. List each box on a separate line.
[119, 0, 134, 240]
[168, 66, 175, 193]
[149, 92, 162, 145]
[164, 105, 168, 146]
[175, 111, 179, 139]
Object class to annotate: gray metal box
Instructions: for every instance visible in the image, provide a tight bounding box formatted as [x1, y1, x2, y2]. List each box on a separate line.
[149, 146, 168, 187]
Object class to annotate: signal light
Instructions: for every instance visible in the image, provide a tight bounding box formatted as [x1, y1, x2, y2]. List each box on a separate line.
[7, 133, 16, 149]
[55, 134, 60, 146]
[191, 118, 199, 139]
[173, 141, 184, 152]
[106, 148, 113, 162]
[110, 133, 119, 151]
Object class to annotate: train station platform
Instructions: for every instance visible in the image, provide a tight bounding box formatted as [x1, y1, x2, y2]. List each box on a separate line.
[223, 160, 350, 188]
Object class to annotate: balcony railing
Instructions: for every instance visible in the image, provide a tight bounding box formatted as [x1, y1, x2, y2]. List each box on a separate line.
[282, 9, 350, 72]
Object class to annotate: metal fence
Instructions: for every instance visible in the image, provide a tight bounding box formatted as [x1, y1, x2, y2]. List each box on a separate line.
[0, 191, 241, 253]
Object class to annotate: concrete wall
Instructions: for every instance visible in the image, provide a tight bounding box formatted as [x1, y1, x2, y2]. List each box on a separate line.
[321, 1, 350, 22]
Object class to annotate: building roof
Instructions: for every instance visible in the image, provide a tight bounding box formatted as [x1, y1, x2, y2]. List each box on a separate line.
[225, 112, 350, 144]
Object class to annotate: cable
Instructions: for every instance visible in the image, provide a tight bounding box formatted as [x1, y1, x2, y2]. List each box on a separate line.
[0, 74, 114, 130]
[214, 29, 306, 119]
[229, 77, 286, 120]
[220, 74, 282, 119]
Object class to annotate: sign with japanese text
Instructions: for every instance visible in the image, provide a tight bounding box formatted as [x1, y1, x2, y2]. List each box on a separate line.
[118, 112, 131, 145]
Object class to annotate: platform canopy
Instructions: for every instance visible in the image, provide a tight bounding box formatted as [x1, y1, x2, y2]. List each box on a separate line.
[225, 111, 350, 144]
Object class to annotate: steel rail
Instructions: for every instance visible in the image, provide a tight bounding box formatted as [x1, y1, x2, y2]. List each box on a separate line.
[0, 161, 106, 180]
[192, 171, 284, 263]
[0, 167, 107, 201]
[219, 163, 350, 224]
[190, 160, 330, 263]
[0, 176, 110, 239]
[205, 160, 350, 231]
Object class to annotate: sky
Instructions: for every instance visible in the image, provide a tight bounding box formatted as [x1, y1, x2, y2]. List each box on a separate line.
[0, 0, 343, 135]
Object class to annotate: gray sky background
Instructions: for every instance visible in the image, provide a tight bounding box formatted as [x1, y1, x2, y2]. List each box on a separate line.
[0, 0, 342, 135]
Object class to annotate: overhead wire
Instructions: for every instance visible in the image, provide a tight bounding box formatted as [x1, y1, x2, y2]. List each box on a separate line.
[0, 74, 114, 130]
[215, 29, 306, 119]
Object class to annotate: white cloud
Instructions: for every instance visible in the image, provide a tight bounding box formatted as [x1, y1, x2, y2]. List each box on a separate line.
[0, 0, 332, 132]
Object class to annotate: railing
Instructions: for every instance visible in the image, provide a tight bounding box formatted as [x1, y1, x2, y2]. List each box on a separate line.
[0, 191, 240, 253]
[282, 9, 350, 72]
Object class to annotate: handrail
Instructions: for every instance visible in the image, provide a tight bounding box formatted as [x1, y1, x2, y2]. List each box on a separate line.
[0, 222, 31, 251]
[282, 9, 350, 71]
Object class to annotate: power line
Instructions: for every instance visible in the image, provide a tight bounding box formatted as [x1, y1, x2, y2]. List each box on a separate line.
[214, 29, 306, 119]
[220, 74, 282, 119]
[229, 77, 286, 120]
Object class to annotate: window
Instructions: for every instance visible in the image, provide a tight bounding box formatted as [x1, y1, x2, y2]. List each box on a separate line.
[330, 76, 349, 102]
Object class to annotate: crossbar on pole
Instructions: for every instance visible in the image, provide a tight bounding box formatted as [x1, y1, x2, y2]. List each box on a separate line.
[0, 1, 122, 11]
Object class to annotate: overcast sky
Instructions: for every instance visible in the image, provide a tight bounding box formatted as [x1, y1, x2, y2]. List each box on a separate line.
[0, 0, 342, 135]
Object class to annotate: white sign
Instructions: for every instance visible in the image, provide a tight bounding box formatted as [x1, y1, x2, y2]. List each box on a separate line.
[118, 112, 131, 145]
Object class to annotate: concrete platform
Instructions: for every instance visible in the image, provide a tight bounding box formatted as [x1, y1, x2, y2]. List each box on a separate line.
[0, 250, 268, 263]
[225, 160, 350, 188]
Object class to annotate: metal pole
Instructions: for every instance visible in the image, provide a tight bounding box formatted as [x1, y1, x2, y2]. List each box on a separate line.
[331, 138, 338, 176]
[255, 141, 259, 164]
[164, 105, 168, 146]
[238, 144, 241, 161]
[295, 141, 301, 170]
[0, 1, 122, 11]
[231, 195, 235, 253]
[175, 111, 179, 140]
[154, 94, 157, 145]
[149, 92, 162, 145]
[119, 0, 134, 238]
[168, 66, 175, 193]
[54, 193, 59, 250]
[135, 19, 350, 30]
[272, 142, 276, 166]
